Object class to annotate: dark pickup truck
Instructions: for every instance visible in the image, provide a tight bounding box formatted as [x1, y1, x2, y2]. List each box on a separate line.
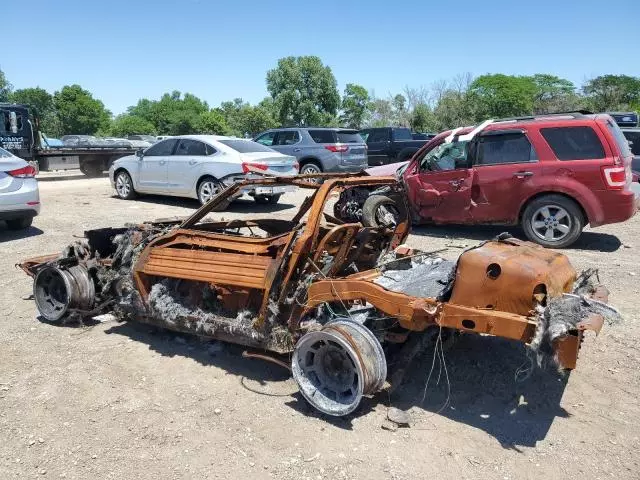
[359, 127, 435, 165]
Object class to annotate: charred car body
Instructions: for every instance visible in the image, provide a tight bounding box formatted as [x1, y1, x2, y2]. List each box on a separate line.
[20, 175, 619, 416]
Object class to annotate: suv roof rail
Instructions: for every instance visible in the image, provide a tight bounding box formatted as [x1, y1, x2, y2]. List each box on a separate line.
[492, 111, 593, 123]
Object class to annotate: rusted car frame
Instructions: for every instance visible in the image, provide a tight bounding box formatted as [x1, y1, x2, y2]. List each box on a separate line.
[20, 174, 618, 416]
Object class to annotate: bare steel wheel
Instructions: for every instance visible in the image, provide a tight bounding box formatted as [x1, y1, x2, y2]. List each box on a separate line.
[115, 170, 136, 200]
[292, 318, 386, 416]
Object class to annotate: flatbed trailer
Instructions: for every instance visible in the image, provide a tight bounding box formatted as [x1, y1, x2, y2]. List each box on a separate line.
[1, 103, 137, 176]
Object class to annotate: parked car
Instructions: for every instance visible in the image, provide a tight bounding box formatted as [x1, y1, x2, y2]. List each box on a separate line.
[608, 112, 638, 128]
[0, 146, 40, 230]
[621, 128, 640, 175]
[253, 127, 368, 176]
[359, 127, 432, 166]
[109, 135, 298, 209]
[363, 113, 637, 248]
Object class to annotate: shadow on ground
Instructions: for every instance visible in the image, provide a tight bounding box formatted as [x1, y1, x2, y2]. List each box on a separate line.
[98, 320, 569, 442]
[0, 223, 44, 242]
[117, 194, 296, 214]
[387, 333, 569, 450]
[412, 224, 621, 252]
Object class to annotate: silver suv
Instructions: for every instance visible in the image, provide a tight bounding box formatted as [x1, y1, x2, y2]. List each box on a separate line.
[254, 128, 368, 175]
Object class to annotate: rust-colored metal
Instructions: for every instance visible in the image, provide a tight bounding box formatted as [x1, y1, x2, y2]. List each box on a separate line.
[449, 238, 576, 316]
[19, 174, 610, 376]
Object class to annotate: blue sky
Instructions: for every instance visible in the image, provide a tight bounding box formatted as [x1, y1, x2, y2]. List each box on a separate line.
[2, 0, 639, 115]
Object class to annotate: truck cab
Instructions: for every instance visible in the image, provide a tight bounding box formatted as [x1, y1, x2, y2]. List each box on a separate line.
[0, 103, 34, 160]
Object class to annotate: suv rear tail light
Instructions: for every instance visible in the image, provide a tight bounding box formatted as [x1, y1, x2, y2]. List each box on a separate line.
[241, 162, 269, 174]
[601, 165, 627, 189]
[7, 165, 37, 178]
[325, 145, 348, 153]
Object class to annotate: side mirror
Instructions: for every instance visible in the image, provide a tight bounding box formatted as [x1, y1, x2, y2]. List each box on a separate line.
[136, 149, 144, 159]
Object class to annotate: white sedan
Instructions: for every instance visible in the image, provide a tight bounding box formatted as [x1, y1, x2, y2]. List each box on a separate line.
[109, 135, 298, 209]
[0, 147, 40, 230]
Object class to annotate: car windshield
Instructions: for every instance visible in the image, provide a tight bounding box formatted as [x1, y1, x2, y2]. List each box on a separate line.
[0, 147, 13, 158]
[420, 140, 469, 171]
[219, 139, 276, 153]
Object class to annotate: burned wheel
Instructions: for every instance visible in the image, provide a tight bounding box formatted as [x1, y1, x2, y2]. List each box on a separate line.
[361, 194, 405, 228]
[34, 265, 95, 322]
[292, 318, 386, 416]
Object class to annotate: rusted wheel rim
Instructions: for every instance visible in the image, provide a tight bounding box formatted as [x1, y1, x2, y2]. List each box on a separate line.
[531, 204, 572, 242]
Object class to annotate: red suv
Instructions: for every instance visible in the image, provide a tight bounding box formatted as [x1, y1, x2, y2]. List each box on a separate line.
[370, 113, 637, 248]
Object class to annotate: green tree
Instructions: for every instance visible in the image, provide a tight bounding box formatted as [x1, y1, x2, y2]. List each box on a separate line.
[367, 98, 394, 127]
[340, 84, 370, 128]
[582, 75, 640, 111]
[530, 74, 582, 113]
[392, 94, 409, 126]
[109, 114, 157, 137]
[10, 87, 63, 136]
[0, 69, 12, 102]
[410, 103, 435, 132]
[266, 56, 340, 126]
[469, 74, 537, 119]
[127, 91, 209, 135]
[219, 98, 278, 137]
[53, 85, 111, 135]
[197, 110, 229, 135]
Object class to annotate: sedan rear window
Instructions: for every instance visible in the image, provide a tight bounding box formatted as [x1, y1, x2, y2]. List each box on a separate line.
[0, 147, 13, 157]
[219, 139, 276, 153]
[337, 131, 364, 143]
[309, 130, 336, 144]
[540, 126, 605, 160]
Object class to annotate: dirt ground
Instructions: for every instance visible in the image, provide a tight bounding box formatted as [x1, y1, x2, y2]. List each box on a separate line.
[1, 173, 639, 480]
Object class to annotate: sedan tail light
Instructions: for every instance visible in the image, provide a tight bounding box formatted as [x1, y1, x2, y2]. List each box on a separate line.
[241, 162, 269, 174]
[325, 145, 348, 153]
[601, 165, 627, 189]
[7, 165, 37, 178]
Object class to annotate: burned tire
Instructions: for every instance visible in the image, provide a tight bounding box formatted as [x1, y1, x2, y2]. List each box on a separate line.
[254, 194, 281, 205]
[197, 176, 230, 211]
[114, 170, 137, 200]
[361, 194, 405, 228]
[6, 217, 33, 230]
[522, 194, 583, 248]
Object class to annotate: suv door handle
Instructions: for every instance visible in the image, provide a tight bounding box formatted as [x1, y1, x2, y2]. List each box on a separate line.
[159, 160, 166, 166]
[293, 148, 301, 152]
[513, 171, 534, 178]
[449, 179, 462, 189]
[189, 160, 197, 165]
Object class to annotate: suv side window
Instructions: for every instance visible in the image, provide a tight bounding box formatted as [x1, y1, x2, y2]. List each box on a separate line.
[255, 131, 277, 146]
[309, 130, 336, 144]
[145, 138, 178, 156]
[275, 131, 300, 145]
[540, 126, 605, 160]
[475, 132, 538, 165]
[175, 139, 207, 156]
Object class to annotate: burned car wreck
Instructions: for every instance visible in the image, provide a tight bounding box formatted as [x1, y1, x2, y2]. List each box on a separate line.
[20, 175, 620, 416]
